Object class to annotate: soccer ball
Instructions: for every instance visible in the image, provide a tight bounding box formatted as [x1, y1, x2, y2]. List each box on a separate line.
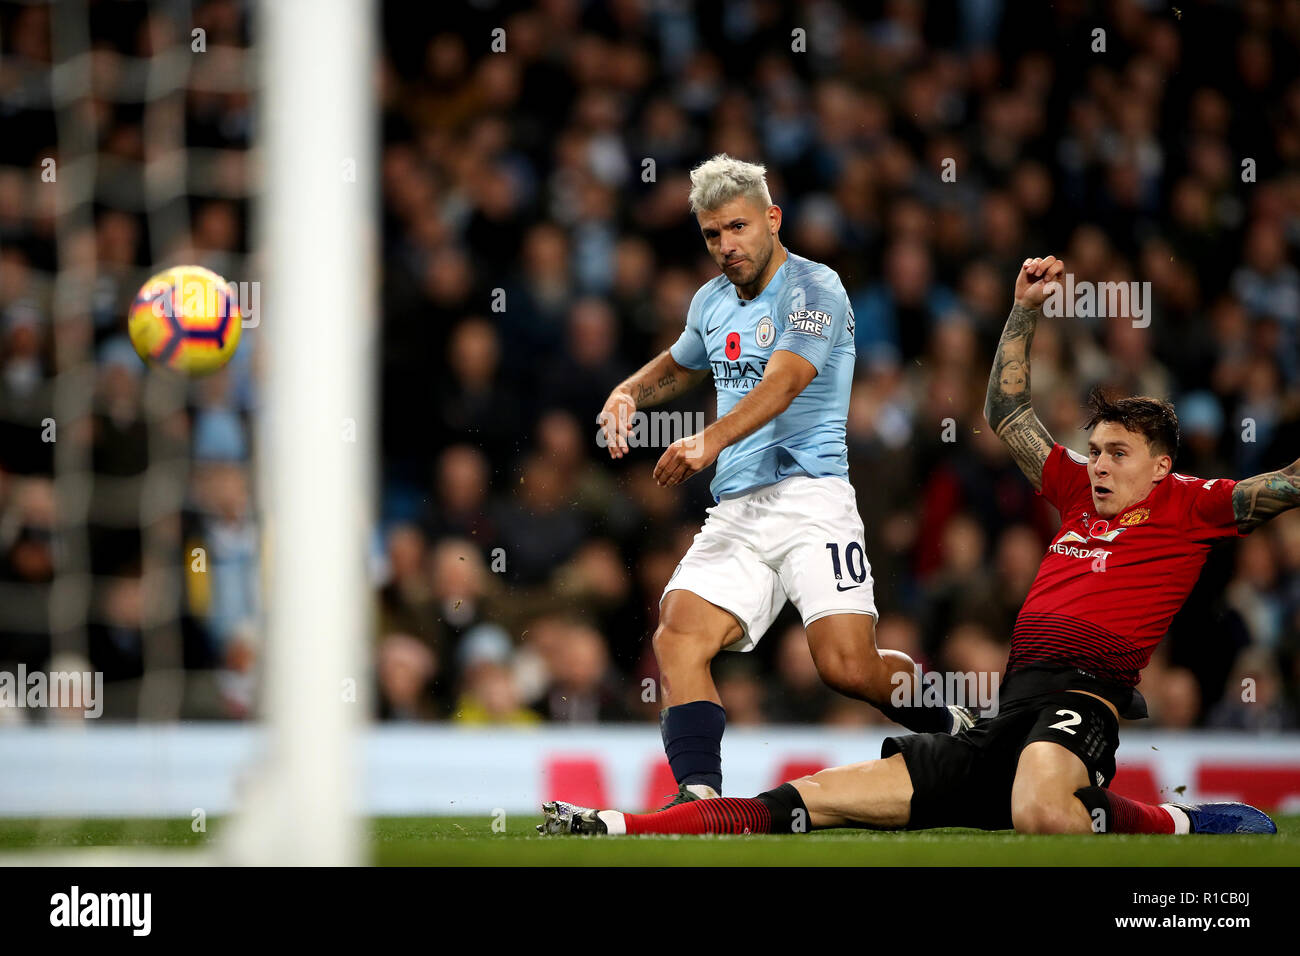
[128, 265, 242, 375]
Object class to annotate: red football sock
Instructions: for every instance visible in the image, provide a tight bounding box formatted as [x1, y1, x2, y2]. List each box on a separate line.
[1099, 792, 1176, 834]
[623, 798, 772, 835]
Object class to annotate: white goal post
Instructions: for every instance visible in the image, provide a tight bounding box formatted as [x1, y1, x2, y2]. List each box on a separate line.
[220, 0, 376, 866]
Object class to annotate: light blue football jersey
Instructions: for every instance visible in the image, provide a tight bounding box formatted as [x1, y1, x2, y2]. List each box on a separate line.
[670, 249, 855, 500]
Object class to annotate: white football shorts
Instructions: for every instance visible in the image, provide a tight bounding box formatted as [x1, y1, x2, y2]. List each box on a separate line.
[661, 474, 878, 652]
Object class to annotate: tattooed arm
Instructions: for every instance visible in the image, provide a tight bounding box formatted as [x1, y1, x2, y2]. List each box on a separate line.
[1232, 459, 1300, 534]
[598, 351, 709, 459]
[617, 350, 709, 408]
[983, 256, 1066, 492]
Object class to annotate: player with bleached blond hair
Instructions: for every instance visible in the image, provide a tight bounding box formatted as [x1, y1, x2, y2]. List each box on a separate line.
[596, 154, 971, 810]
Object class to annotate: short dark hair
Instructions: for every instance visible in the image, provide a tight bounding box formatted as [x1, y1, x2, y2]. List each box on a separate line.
[1083, 387, 1180, 459]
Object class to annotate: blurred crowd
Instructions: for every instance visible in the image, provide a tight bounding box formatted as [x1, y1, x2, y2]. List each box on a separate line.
[2, 0, 1299, 730]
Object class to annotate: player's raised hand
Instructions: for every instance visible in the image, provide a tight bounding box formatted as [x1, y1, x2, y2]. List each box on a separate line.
[597, 388, 637, 459]
[653, 432, 719, 487]
[1014, 255, 1065, 310]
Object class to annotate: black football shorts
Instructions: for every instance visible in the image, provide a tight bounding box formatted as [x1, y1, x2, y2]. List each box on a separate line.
[882, 688, 1120, 830]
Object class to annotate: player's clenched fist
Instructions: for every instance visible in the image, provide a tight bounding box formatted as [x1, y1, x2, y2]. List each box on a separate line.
[1014, 255, 1065, 310]
[653, 432, 720, 487]
[597, 388, 637, 459]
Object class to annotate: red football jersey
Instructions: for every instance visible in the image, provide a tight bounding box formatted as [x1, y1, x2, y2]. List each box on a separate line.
[1009, 443, 1243, 686]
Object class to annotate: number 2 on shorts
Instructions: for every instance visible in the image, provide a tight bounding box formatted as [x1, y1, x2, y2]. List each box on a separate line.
[1048, 709, 1081, 735]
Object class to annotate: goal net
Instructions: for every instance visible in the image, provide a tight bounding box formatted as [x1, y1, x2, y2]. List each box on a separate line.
[0, 0, 373, 865]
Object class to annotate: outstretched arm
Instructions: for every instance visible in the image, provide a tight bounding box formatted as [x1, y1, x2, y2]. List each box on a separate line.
[984, 256, 1064, 492]
[1232, 459, 1300, 533]
[599, 351, 709, 459]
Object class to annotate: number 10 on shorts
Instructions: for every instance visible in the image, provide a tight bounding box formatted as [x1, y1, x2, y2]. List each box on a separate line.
[826, 541, 868, 584]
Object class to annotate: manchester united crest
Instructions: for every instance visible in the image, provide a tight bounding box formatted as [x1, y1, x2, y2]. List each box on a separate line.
[1119, 508, 1150, 526]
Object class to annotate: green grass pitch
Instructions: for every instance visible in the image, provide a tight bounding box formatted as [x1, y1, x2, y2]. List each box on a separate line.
[1, 815, 1297, 865]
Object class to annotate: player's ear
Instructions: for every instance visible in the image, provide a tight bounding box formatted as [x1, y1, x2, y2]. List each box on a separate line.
[1153, 454, 1172, 480]
[768, 204, 781, 234]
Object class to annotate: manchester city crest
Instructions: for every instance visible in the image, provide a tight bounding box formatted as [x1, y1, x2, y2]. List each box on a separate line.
[756, 316, 775, 347]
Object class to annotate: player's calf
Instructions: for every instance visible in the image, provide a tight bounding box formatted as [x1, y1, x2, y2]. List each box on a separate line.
[787, 755, 913, 829]
[806, 615, 962, 735]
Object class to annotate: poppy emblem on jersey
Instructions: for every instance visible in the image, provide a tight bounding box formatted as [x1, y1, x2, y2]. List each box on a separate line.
[725, 331, 741, 360]
[755, 316, 775, 348]
[1119, 508, 1150, 526]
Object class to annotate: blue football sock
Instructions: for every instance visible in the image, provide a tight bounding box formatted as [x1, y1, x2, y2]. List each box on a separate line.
[660, 700, 726, 794]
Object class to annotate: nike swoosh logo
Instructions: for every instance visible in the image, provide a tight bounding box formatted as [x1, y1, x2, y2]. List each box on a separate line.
[706, 325, 721, 334]
[835, 583, 860, 591]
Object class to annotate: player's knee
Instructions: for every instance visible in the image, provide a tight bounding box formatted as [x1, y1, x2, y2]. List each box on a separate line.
[651, 622, 711, 670]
